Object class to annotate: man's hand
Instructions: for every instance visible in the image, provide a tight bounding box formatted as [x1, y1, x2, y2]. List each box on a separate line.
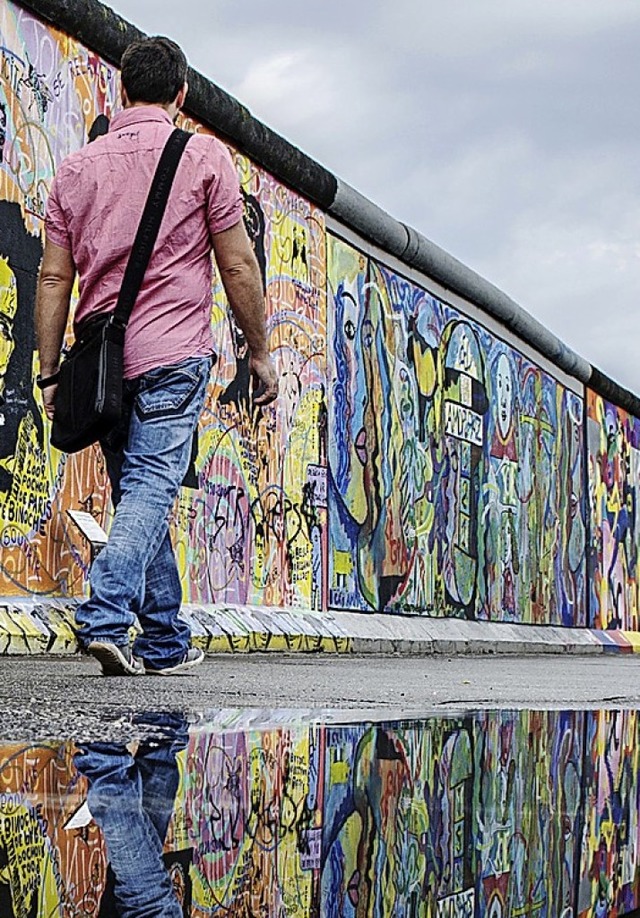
[41, 382, 57, 421]
[250, 351, 278, 406]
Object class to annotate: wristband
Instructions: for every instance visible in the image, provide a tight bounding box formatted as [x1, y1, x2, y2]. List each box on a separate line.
[36, 371, 60, 390]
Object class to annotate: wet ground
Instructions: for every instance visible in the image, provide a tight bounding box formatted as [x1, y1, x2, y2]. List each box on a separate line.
[1, 654, 639, 915]
[2, 653, 640, 741]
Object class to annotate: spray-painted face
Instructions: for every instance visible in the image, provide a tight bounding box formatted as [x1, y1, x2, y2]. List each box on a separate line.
[0, 258, 17, 400]
[496, 353, 513, 440]
[330, 278, 368, 525]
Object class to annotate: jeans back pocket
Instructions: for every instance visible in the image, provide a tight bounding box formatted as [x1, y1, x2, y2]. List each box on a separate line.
[135, 360, 207, 420]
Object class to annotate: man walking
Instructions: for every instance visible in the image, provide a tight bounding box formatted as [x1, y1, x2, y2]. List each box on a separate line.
[35, 37, 278, 676]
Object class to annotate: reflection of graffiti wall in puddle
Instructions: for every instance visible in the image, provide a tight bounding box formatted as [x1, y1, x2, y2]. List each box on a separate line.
[177, 723, 323, 915]
[474, 710, 584, 918]
[2, 711, 638, 916]
[0, 741, 105, 916]
[327, 236, 586, 623]
[321, 719, 475, 915]
[321, 712, 586, 917]
[578, 709, 640, 918]
[0, 0, 327, 612]
[587, 392, 640, 631]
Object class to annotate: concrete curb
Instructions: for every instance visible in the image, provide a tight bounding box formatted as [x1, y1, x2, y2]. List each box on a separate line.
[0, 599, 639, 657]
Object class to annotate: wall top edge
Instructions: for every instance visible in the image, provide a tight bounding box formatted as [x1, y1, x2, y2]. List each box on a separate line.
[16, 0, 338, 209]
[14, 0, 640, 416]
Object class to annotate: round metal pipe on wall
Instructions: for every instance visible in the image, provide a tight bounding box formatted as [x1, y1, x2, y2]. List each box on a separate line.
[19, 0, 338, 210]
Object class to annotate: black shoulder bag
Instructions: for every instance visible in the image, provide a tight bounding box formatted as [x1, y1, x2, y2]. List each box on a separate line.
[50, 128, 191, 454]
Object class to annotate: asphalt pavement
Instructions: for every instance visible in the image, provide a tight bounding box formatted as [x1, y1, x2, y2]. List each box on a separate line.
[2, 652, 640, 742]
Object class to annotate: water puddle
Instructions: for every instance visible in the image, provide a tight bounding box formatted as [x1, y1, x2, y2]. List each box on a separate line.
[0, 708, 638, 916]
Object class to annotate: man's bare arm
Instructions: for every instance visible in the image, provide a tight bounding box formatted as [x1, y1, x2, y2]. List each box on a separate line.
[212, 220, 278, 405]
[35, 240, 75, 419]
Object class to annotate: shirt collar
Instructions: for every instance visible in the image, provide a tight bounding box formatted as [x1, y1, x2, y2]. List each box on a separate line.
[110, 106, 173, 131]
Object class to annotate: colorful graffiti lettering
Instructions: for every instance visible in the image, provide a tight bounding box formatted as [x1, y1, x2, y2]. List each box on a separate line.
[172, 159, 327, 612]
[0, 3, 115, 598]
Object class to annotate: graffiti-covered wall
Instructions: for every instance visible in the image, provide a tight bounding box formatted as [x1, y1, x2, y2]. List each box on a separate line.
[1, 709, 639, 916]
[0, 0, 327, 613]
[0, 2, 114, 596]
[327, 238, 586, 622]
[587, 392, 640, 631]
[172, 148, 327, 612]
[1, 0, 640, 631]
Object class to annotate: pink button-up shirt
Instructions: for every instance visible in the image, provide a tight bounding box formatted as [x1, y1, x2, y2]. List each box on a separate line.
[45, 107, 243, 378]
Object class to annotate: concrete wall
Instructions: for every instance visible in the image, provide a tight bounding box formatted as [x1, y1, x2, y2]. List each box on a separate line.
[0, 709, 638, 915]
[1, 0, 639, 629]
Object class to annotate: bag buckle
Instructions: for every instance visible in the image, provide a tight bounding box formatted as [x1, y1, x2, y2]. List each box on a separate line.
[107, 314, 127, 331]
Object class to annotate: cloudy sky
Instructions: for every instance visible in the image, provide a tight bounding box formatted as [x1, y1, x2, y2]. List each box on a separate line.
[111, 0, 640, 393]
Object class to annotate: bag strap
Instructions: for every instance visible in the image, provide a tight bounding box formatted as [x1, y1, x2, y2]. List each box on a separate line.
[112, 128, 191, 328]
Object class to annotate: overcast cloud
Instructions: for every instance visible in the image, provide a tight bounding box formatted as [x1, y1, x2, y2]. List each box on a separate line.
[111, 0, 640, 392]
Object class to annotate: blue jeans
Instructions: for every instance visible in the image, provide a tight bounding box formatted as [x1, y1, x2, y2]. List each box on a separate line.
[74, 714, 189, 918]
[75, 356, 211, 668]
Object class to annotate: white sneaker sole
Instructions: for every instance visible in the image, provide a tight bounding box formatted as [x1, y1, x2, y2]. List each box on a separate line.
[145, 650, 205, 676]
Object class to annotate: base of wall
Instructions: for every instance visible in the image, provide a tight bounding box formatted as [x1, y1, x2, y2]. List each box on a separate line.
[0, 599, 638, 656]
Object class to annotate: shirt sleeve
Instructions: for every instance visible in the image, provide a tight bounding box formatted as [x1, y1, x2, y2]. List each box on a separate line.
[44, 172, 72, 250]
[205, 141, 244, 236]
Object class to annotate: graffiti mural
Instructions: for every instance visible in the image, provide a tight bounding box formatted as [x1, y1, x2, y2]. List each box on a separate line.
[172, 153, 327, 612]
[327, 235, 586, 624]
[0, 0, 327, 613]
[587, 391, 640, 631]
[0, 709, 637, 916]
[3, 0, 640, 633]
[0, 1, 115, 597]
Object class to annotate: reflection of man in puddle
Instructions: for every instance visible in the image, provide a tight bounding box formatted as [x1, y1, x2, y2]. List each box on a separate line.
[74, 714, 190, 917]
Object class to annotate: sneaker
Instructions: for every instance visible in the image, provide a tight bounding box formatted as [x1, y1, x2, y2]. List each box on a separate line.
[86, 641, 144, 676]
[144, 647, 205, 676]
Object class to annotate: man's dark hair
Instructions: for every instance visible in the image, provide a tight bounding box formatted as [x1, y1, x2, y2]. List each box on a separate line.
[121, 37, 188, 105]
